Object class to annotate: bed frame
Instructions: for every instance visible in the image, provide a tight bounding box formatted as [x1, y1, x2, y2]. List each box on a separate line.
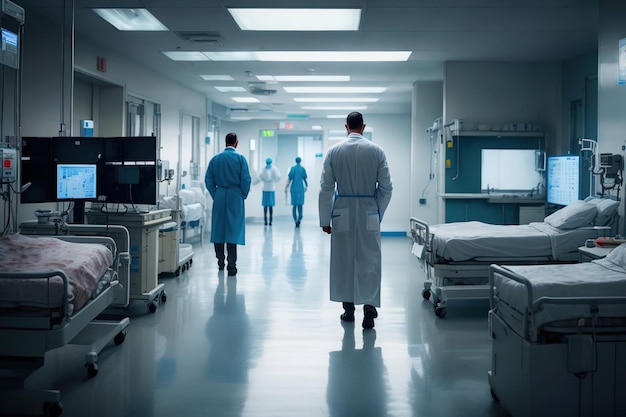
[0, 235, 130, 417]
[487, 264, 626, 417]
[410, 217, 611, 318]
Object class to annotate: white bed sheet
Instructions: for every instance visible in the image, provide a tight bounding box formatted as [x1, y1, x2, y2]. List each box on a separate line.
[493, 259, 626, 332]
[182, 202, 204, 222]
[429, 221, 597, 262]
[0, 234, 113, 312]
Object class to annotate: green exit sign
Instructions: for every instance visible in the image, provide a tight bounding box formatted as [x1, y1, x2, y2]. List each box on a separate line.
[261, 130, 275, 137]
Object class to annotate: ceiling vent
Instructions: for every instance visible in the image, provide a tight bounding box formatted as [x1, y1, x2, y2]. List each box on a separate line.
[249, 83, 277, 96]
[175, 31, 222, 44]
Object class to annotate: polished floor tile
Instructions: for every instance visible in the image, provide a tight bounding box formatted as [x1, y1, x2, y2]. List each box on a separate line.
[13, 216, 510, 417]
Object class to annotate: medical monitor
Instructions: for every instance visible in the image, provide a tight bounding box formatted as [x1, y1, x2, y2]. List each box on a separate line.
[56, 163, 98, 200]
[0, 27, 18, 69]
[547, 155, 580, 206]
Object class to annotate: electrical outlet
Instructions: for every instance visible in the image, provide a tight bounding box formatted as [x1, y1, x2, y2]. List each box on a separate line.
[419, 198, 427, 205]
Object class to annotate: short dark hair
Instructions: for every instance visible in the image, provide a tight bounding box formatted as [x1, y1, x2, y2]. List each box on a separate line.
[225, 132, 237, 145]
[346, 112, 364, 130]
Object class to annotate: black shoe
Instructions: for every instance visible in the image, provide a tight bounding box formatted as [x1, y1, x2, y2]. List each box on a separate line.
[227, 267, 237, 276]
[362, 305, 378, 329]
[295, 222, 300, 227]
[340, 312, 355, 322]
[218, 261, 225, 271]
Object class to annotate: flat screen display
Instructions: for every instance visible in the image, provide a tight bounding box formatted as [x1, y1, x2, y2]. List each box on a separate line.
[547, 156, 580, 206]
[56, 163, 97, 200]
[0, 27, 18, 69]
[481, 149, 542, 191]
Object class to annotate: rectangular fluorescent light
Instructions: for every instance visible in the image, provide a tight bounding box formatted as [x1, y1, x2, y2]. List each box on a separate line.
[201, 75, 234, 81]
[257, 75, 350, 82]
[232, 97, 260, 103]
[285, 87, 386, 94]
[163, 51, 410, 62]
[93, 8, 167, 31]
[327, 115, 347, 119]
[162, 51, 209, 61]
[256, 51, 411, 62]
[228, 8, 360, 31]
[215, 86, 247, 92]
[301, 106, 367, 110]
[293, 97, 379, 103]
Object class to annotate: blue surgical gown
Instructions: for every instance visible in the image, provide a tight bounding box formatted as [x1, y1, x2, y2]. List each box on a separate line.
[205, 147, 252, 245]
[288, 164, 308, 205]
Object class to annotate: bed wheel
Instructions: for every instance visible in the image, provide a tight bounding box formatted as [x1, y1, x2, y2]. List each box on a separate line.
[114, 330, 126, 345]
[160, 292, 167, 303]
[189, 258, 193, 266]
[43, 401, 63, 417]
[175, 267, 181, 276]
[434, 305, 447, 318]
[182, 263, 187, 272]
[86, 363, 99, 378]
[148, 301, 158, 313]
[422, 289, 431, 300]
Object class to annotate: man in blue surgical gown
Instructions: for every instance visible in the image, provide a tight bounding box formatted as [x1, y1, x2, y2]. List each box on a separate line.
[318, 112, 393, 329]
[205, 132, 252, 276]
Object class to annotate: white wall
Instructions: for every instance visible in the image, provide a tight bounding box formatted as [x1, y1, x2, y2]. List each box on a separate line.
[597, 0, 626, 235]
[220, 114, 412, 234]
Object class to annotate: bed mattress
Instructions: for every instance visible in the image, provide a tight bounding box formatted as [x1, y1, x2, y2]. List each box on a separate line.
[0, 234, 113, 313]
[428, 221, 597, 262]
[493, 258, 626, 337]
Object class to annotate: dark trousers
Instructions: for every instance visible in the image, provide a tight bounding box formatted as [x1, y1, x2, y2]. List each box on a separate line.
[263, 206, 273, 225]
[214, 243, 237, 272]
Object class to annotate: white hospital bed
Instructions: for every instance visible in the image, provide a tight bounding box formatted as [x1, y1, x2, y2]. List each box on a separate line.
[0, 233, 130, 417]
[410, 197, 618, 317]
[487, 246, 626, 417]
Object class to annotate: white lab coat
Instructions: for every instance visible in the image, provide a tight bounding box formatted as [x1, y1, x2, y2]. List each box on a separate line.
[318, 133, 393, 307]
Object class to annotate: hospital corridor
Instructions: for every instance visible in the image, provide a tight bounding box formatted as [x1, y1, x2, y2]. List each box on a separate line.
[11, 216, 508, 417]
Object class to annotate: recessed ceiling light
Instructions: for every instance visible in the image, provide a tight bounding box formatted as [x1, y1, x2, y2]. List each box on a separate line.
[215, 86, 247, 92]
[232, 97, 261, 103]
[301, 106, 367, 110]
[293, 97, 379, 103]
[163, 51, 410, 62]
[201, 75, 235, 81]
[93, 8, 167, 31]
[228, 8, 360, 31]
[285, 87, 386, 94]
[256, 51, 411, 62]
[327, 115, 347, 119]
[258, 75, 350, 82]
[162, 51, 209, 61]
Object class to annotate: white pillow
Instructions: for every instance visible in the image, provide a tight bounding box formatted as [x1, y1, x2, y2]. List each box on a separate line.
[584, 196, 619, 226]
[544, 200, 597, 229]
[604, 243, 626, 270]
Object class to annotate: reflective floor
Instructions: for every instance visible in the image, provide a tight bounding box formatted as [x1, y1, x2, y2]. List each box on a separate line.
[14, 216, 510, 417]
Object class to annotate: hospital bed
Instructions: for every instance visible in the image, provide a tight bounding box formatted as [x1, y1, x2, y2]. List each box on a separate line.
[410, 197, 619, 317]
[0, 233, 130, 417]
[487, 245, 626, 417]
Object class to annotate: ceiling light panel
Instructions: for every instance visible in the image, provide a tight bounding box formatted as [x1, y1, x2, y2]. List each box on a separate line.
[301, 106, 367, 110]
[284, 87, 386, 93]
[258, 75, 350, 82]
[93, 8, 167, 31]
[215, 86, 247, 92]
[162, 51, 209, 61]
[256, 51, 411, 62]
[293, 97, 379, 103]
[228, 8, 360, 31]
[232, 97, 261, 103]
[201, 75, 234, 81]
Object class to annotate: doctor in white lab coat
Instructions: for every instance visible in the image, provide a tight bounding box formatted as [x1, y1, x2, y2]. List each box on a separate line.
[318, 112, 393, 329]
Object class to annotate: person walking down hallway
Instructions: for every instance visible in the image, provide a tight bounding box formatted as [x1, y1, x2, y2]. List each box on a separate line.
[258, 157, 281, 226]
[205, 132, 252, 276]
[285, 156, 308, 227]
[318, 112, 393, 329]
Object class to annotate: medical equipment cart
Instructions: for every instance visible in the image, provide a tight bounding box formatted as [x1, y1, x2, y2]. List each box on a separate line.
[158, 215, 194, 276]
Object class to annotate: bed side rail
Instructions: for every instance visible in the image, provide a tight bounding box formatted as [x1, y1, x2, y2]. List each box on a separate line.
[0, 270, 71, 328]
[409, 217, 432, 248]
[489, 264, 535, 340]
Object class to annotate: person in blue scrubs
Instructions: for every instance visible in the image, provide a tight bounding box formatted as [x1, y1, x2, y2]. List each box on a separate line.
[285, 157, 308, 227]
[205, 133, 252, 276]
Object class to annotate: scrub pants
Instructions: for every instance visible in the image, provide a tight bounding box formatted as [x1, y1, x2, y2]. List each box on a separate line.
[214, 242, 237, 275]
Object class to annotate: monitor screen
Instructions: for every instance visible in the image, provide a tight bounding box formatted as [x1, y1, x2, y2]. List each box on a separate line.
[547, 156, 580, 206]
[0, 27, 18, 69]
[56, 163, 98, 200]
